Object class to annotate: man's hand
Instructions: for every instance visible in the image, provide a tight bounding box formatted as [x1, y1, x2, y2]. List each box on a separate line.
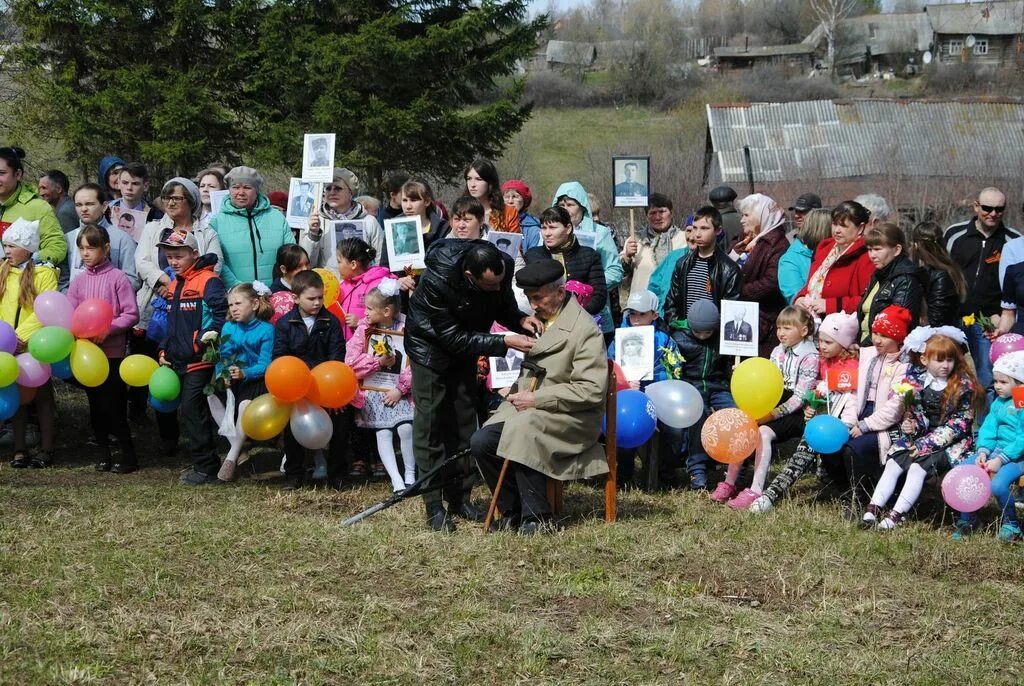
[507, 390, 536, 411]
[520, 316, 545, 336]
[398, 276, 417, 291]
[308, 213, 321, 238]
[505, 334, 535, 353]
[382, 388, 402, 406]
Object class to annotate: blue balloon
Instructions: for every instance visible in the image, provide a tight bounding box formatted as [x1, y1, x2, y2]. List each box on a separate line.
[149, 393, 181, 413]
[50, 355, 73, 380]
[0, 384, 19, 421]
[804, 415, 849, 454]
[603, 389, 658, 450]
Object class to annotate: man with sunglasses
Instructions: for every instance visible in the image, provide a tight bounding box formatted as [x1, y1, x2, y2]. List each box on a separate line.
[945, 186, 1020, 393]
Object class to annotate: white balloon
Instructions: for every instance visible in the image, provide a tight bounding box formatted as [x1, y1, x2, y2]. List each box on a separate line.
[644, 380, 704, 429]
[289, 399, 334, 449]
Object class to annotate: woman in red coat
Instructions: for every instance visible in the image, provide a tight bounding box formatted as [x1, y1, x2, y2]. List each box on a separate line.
[794, 200, 875, 318]
[731, 193, 790, 357]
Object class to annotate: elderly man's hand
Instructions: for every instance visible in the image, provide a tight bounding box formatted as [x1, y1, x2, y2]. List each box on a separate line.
[505, 334, 535, 353]
[520, 316, 545, 336]
[507, 391, 536, 411]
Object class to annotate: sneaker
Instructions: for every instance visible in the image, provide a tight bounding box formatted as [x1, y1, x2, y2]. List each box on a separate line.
[217, 459, 237, 482]
[749, 495, 774, 514]
[179, 468, 216, 486]
[710, 482, 738, 503]
[951, 516, 976, 541]
[689, 472, 708, 491]
[997, 522, 1023, 542]
[860, 504, 882, 529]
[877, 511, 904, 531]
[727, 487, 762, 510]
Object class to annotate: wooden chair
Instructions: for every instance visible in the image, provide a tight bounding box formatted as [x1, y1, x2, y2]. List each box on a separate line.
[484, 360, 617, 531]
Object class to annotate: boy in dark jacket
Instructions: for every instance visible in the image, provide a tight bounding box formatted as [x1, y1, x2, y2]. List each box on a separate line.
[671, 299, 734, 490]
[273, 269, 348, 489]
[157, 229, 227, 486]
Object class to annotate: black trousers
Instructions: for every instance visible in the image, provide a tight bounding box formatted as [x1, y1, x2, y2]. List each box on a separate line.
[283, 408, 352, 482]
[471, 422, 550, 518]
[411, 358, 479, 507]
[179, 367, 218, 475]
[131, 334, 178, 444]
[85, 358, 136, 463]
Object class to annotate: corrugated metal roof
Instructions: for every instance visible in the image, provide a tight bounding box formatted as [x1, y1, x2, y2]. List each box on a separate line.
[545, 40, 596, 66]
[926, 0, 1023, 36]
[707, 99, 1024, 183]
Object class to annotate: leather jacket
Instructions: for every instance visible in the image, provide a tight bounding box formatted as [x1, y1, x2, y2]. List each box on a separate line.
[663, 248, 741, 325]
[857, 255, 926, 345]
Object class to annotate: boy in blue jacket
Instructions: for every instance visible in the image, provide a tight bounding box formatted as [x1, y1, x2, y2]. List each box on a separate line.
[608, 290, 684, 489]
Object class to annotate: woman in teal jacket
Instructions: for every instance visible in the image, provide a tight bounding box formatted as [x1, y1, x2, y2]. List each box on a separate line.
[0, 147, 66, 266]
[209, 166, 294, 288]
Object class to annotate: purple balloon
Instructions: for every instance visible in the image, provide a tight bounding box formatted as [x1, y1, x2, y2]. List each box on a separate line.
[34, 291, 74, 329]
[16, 353, 51, 388]
[0, 322, 16, 355]
[941, 464, 992, 513]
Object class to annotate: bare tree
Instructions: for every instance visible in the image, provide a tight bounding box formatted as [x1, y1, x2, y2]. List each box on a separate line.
[809, 0, 860, 71]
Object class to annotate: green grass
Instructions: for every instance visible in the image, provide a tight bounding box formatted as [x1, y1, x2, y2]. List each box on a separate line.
[3, 388, 1024, 684]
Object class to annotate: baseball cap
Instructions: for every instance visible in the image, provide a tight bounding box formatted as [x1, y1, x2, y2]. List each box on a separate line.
[156, 228, 199, 250]
[625, 290, 659, 314]
[789, 193, 823, 212]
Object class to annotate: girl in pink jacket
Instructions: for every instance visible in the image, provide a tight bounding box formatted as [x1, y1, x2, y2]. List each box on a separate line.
[345, 280, 414, 492]
[837, 305, 913, 506]
[337, 238, 392, 341]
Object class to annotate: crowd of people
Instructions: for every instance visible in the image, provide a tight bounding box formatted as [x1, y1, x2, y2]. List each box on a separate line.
[2, 142, 1023, 537]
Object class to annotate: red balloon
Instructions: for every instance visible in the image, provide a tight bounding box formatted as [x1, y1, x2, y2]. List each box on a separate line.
[612, 361, 630, 391]
[306, 361, 357, 409]
[71, 298, 114, 339]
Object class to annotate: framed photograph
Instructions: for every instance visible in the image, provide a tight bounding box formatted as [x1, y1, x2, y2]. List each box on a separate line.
[489, 349, 525, 390]
[575, 231, 597, 249]
[362, 328, 409, 391]
[110, 206, 146, 242]
[285, 177, 317, 230]
[487, 231, 522, 259]
[302, 133, 336, 183]
[615, 325, 655, 382]
[612, 155, 650, 208]
[324, 218, 373, 273]
[209, 189, 229, 216]
[384, 216, 425, 270]
[719, 300, 760, 358]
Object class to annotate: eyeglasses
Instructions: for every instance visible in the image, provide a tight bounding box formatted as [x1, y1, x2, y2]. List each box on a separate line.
[161, 195, 187, 204]
[979, 204, 1005, 214]
[325, 185, 346, 192]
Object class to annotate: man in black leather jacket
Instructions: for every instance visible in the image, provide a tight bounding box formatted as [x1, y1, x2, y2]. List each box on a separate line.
[663, 207, 742, 327]
[406, 239, 541, 531]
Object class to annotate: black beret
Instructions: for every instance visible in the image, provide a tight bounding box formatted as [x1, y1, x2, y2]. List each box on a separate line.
[516, 259, 564, 288]
[709, 185, 737, 203]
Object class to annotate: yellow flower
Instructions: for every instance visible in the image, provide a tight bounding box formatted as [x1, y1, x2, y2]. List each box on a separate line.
[373, 341, 388, 356]
[962, 314, 976, 327]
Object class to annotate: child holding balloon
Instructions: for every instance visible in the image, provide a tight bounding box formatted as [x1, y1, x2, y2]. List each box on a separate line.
[208, 281, 275, 482]
[345, 279, 415, 492]
[2, 219, 59, 468]
[712, 306, 819, 509]
[952, 350, 1024, 541]
[67, 225, 140, 473]
[861, 328, 984, 530]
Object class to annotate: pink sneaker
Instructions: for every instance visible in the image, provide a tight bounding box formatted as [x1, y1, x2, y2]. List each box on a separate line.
[727, 488, 762, 510]
[710, 482, 738, 503]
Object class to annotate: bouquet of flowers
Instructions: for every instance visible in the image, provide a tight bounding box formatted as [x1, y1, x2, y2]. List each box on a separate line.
[201, 334, 246, 395]
[804, 389, 827, 412]
[659, 346, 685, 380]
[962, 312, 995, 333]
[891, 380, 915, 410]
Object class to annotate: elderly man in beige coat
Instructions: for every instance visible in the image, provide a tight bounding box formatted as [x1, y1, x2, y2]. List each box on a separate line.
[471, 259, 608, 534]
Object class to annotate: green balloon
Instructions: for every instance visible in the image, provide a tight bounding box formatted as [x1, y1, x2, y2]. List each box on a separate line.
[149, 366, 181, 402]
[0, 352, 17, 387]
[28, 326, 75, 364]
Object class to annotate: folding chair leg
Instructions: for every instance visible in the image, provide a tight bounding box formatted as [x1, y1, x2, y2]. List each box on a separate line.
[547, 478, 563, 515]
[483, 458, 510, 533]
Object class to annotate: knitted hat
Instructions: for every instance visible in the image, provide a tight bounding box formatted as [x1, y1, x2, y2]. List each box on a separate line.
[994, 350, 1024, 383]
[332, 168, 360, 195]
[162, 177, 202, 221]
[225, 166, 264, 190]
[2, 218, 40, 254]
[819, 311, 859, 349]
[687, 299, 720, 332]
[501, 179, 532, 209]
[267, 191, 288, 211]
[871, 305, 913, 344]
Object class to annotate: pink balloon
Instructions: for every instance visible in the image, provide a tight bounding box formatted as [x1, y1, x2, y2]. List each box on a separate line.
[70, 298, 114, 339]
[990, 333, 1024, 364]
[269, 291, 293, 325]
[16, 353, 51, 388]
[34, 291, 75, 329]
[941, 464, 992, 513]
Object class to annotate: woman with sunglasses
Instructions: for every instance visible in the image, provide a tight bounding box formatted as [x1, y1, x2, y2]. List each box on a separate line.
[302, 167, 385, 271]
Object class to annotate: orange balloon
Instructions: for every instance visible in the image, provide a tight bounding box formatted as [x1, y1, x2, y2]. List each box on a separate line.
[266, 356, 312, 403]
[701, 408, 758, 464]
[306, 361, 357, 409]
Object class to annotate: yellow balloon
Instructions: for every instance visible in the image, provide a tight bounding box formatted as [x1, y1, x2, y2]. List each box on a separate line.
[730, 357, 784, 420]
[119, 354, 159, 387]
[70, 339, 110, 388]
[314, 267, 340, 307]
[242, 393, 292, 441]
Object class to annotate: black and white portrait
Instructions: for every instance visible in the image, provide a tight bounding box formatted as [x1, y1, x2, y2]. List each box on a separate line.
[384, 216, 425, 270]
[489, 349, 525, 389]
[301, 132, 336, 182]
[486, 231, 522, 259]
[614, 325, 655, 382]
[612, 155, 650, 208]
[719, 300, 760, 357]
[285, 177, 316, 229]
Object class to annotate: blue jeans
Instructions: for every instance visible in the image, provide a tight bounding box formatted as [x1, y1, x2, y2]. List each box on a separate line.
[991, 461, 1024, 526]
[964, 323, 994, 404]
[686, 390, 736, 477]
